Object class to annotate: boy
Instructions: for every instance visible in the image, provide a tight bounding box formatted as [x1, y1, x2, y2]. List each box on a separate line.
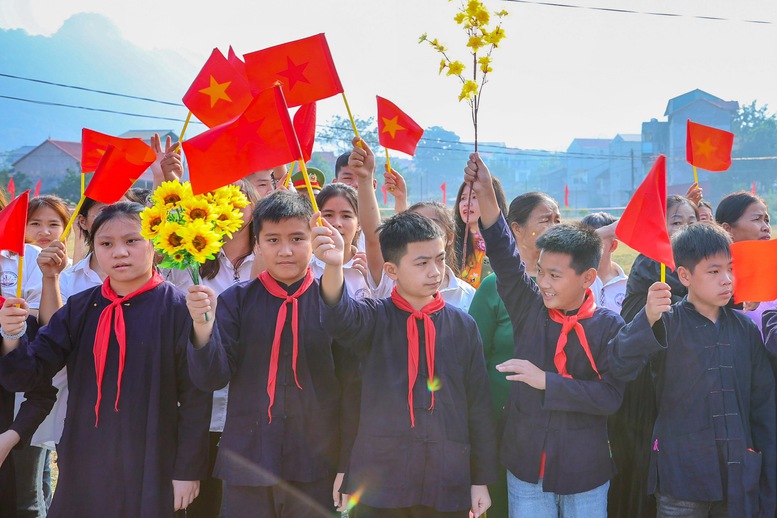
[315, 205, 497, 518]
[610, 222, 776, 517]
[186, 190, 348, 517]
[581, 212, 629, 315]
[464, 153, 626, 517]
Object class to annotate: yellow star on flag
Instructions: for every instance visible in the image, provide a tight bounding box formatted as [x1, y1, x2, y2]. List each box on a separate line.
[381, 116, 405, 139]
[694, 138, 717, 158]
[199, 76, 233, 108]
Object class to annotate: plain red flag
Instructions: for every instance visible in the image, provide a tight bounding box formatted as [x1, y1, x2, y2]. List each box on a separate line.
[7, 178, 15, 200]
[0, 190, 29, 255]
[183, 48, 253, 129]
[440, 182, 447, 205]
[244, 34, 343, 107]
[686, 120, 734, 172]
[376, 96, 424, 156]
[616, 155, 675, 270]
[81, 129, 157, 174]
[752, 181, 757, 195]
[293, 102, 317, 163]
[184, 85, 302, 195]
[564, 184, 570, 208]
[33, 180, 42, 198]
[731, 239, 777, 303]
[85, 145, 155, 204]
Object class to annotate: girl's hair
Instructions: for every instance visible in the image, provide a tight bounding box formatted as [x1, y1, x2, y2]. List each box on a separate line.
[507, 192, 558, 227]
[453, 178, 508, 266]
[715, 191, 767, 226]
[667, 195, 699, 218]
[77, 197, 103, 243]
[124, 188, 153, 206]
[697, 199, 713, 213]
[408, 201, 459, 275]
[87, 202, 145, 251]
[27, 195, 70, 228]
[200, 179, 259, 281]
[316, 183, 360, 246]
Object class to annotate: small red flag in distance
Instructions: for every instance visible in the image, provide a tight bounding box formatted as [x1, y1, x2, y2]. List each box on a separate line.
[183, 48, 253, 128]
[244, 34, 343, 107]
[0, 190, 29, 255]
[7, 178, 15, 200]
[564, 184, 570, 208]
[184, 85, 302, 195]
[85, 145, 155, 204]
[686, 120, 734, 172]
[293, 102, 317, 163]
[731, 239, 777, 303]
[376, 96, 424, 156]
[440, 182, 447, 205]
[616, 155, 675, 270]
[81, 129, 157, 174]
[381, 184, 388, 205]
[33, 180, 42, 198]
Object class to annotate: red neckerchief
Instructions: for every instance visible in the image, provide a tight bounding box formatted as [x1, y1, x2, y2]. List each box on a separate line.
[258, 268, 315, 423]
[548, 289, 600, 379]
[390, 287, 446, 428]
[93, 271, 164, 426]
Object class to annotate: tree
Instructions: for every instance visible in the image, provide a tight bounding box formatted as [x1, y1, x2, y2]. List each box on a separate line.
[307, 152, 334, 183]
[318, 115, 379, 154]
[51, 168, 82, 203]
[731, 101, 777, 195]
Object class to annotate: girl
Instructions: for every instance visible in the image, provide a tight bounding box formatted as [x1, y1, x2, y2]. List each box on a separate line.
[0, 202, 211, 517]
[453, 178, 508, 289]
[25, 195, 69, 249]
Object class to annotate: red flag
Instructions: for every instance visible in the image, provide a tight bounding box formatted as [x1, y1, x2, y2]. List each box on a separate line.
[686, 120, 734, 172]
[0, 190, 29, 255]
[227, 45, 246, 79]
[616, 155, 675, 270]
[381, 184, 388, 205]
[293, 102, 317, 163]
[183, 48, 253, 129]
[85, 145, 155, 204]
[81, 129, 156, 174]
[33, 180, 42, 198]
[244, 34, 343, 107]
[564, 184, 570, 208]
[440, 182, 447, 205]
[7, 178, 15, 200]
[751, 181, 757, 195]
[184, 85, 302, 195]
[376, 96, 424, 156]
[731, 239, 777, 303]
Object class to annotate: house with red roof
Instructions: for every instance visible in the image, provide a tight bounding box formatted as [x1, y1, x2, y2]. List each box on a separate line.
[12, 139, 81, 189]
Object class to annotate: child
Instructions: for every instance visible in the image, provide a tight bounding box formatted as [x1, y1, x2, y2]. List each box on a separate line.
[25, 195, 70, 249]
[581, 212, 628, 315]
[186, 190, 346, 517]
[464, 153, 625, 517]
[609, 222, 776, 517]
[0, 201, 211, 517]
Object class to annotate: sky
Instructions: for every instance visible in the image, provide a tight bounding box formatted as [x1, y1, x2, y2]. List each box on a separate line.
[1, 0, 775, 152]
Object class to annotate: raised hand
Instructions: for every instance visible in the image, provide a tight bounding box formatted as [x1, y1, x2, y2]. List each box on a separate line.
[685, 182, 703, 206]
[463, 153, 500, 227]
[311, 213, 345, 267]
[349, 138, 376, 182]
[384, 167, 407, 198]
[37, 241, 69, 278]
[645, 281, 672, 326]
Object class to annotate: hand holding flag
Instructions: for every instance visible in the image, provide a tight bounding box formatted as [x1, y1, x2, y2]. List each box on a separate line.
[0, 190, 30, 297]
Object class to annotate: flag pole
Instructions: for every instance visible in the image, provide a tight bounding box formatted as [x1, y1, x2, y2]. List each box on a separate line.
[692, 166, 698, 186]
[384, 148, 395, 193]
[173, 111, 193, 153]
[284, 161, 297, 188]
[80, 171, 85, 198]
[16, 255, 23, 298]
[297, 161, 321, 224]
[660, 262, 666, 283]
[61, 195, 86, 242]
[341, 92, 363, 148]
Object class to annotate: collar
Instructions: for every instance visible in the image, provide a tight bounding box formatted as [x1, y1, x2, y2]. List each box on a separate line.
[439, 266, 459, 293]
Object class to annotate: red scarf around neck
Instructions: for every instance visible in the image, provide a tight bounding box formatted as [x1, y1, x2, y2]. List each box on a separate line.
[258, 268, 315, 423]
[390, 287, 446, 428]
[93, 271, 164, 426]
[548, 288, 600, 380]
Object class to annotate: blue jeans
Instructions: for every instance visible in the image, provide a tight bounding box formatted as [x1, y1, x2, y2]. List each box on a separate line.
[655, 492, 727, 518]
[507, 471, 609, 518]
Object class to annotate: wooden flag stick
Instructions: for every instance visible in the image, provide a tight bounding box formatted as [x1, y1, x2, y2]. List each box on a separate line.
[384, 148, 395, 193]
[660, 262, 666, 283]
[297, 161, 321, 225]
[341, 92, 364, 150]
[80, 171, 85, 198]
[61, 195, 86, 242]
[692, 165, 698, 185]
[284, 161, 297, 188]
[172, 111, 193, 153]
[16, 255, 23, 298]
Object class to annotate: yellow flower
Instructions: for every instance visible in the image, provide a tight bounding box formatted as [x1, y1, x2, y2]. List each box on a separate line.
[454, 12, 466, 24]
[447, 60, 465, 76]
[459, 80, 479, 101]
[140, 205, 167, 240]
[466, 35, 485, 51]
[485, 26, 506, 47]
[478, 55, 493, 74]
[439, 59, 447, 75]
[496, 9, 509, 17]
[474, 6, 490, 25]
[172, 252, 187, 264]
[465, 0, 482, 17]
[180, 219, 223, 263]
[213, 204, 244, 238]
[152, 180, 192, 209]
[418, 33, 428, 43]
[179, 196, 217, 224]
[213, 184, 249, 209]
[156, 221, 187, 256]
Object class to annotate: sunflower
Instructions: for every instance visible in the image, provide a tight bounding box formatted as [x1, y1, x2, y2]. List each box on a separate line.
[179, 219, 223, 263]
[179, 196, 217, 224]
[139, 205, 167, 240]
[212, 204, 244, 238]
[152, 180, 193, 209]
[213, 184, 249, 209]
[156, 221, 187, 257]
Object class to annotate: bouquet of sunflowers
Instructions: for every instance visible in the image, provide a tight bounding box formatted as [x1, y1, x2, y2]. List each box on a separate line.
[140, 180, 248, 286]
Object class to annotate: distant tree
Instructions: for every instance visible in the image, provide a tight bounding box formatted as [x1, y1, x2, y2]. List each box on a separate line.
[318, 115, 379, 154]
[731, 101, 777, 194]
[51, 168, 82, 203]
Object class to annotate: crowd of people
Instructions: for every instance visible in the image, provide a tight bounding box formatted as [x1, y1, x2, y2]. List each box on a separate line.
[0, 134, 775, 518]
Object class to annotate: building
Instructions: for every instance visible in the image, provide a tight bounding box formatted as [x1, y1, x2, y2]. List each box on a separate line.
[607, 134, 642, 207]
[12, 139, 81, 188]
[566, 138, 610, 208]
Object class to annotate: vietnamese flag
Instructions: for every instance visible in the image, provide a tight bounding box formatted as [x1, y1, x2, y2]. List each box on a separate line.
[7, 178, 15, 200]
[686, 120, 734, 171]
[227, 45, 246, 79]
[85, 145, 155, 204]
[616, 155, 675, 271]
[293, 102, 317, 162]
[81, 129, 156, 174]
[244, 34, 343, 107]
[731, 239, 777, 303]
[183, 48, 253, 129]
[0, 190, 29, 255]
[184, 85, 302, 195]
[376, 96, 424, 156]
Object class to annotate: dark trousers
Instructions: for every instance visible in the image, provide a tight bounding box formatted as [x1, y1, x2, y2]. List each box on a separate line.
[353, 505, 468, 518]
[655, 493, 727, 518]
[224, 477, 334, 518]
[186, 432, 223, 518]
[12, 446, 47, 518]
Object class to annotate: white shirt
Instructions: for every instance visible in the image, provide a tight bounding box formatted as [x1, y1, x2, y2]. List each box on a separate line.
[371, 266, 475, 312]
[59, 253, 104, 303]
[310, 255, 373, 299]
[1, 245, 43, 308]
[591, 262, 629, 315]
[163, 250, 255, 433]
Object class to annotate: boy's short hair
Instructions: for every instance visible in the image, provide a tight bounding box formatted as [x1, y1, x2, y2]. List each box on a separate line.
[672, 222, 732, 272]
[252, 190, 313, 238]
[335, 152, 350, 177]
[580, 211, 617, 230]
[535, 223, 602, 274]
[378, 211, 444, 265]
